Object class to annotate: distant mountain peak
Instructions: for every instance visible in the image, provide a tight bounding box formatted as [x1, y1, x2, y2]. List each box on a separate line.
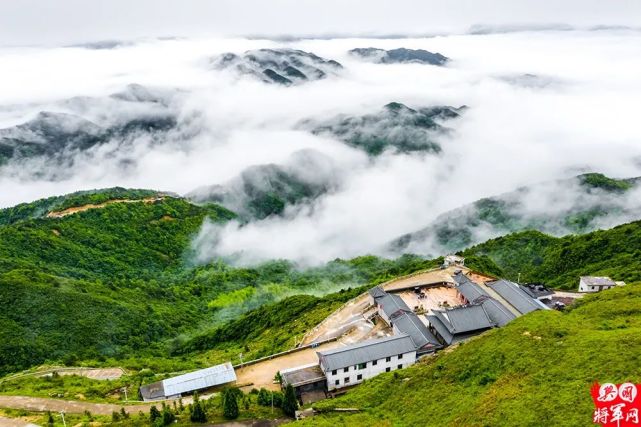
[212, 48, 343, 85]
[349, 47, 449, 65]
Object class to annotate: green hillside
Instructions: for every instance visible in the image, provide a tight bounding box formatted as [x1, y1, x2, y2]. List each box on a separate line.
[463, 220, 641, 288]
[0, 189, 445, 376]
[392, 173, 641, 254]
[302, 282, 641, 427]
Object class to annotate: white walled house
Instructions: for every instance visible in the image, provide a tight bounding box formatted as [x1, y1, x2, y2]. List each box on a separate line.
[579, 276, 617, 293]
[317, 335, 417, 391]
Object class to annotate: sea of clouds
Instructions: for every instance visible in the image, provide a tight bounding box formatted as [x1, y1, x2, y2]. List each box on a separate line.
[1, 29, 641, 264]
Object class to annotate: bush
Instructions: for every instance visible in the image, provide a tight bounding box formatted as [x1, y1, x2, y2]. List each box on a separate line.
[222, 388, 240, 420]
[282, 384, 298, 417]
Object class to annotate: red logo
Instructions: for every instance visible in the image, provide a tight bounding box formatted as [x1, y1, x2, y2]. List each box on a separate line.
[592, 383, 640, 426]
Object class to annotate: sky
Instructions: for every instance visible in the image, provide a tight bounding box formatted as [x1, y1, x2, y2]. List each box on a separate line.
[1, 3, 641, 264]
[1, 0, 640, 45]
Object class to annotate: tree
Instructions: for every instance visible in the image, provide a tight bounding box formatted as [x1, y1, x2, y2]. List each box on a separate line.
[223, 389, 239, 420]
[190, 393, 207, 423]
[282, 384, 298, 417]
[161, 403, 176, 425]
[46, 411, 54, 427]
[257, 388, 271, 406]
[149, 405, 161, 423]
[111, 411, 121, 422]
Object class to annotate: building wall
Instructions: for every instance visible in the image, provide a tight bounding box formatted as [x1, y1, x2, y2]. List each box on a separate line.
[378, 303, 392, 326]
[323, 350, 417, 391]
[579, 278, 614, 292]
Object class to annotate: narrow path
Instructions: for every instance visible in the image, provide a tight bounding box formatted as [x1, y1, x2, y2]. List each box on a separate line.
[0, 396, 152, 416]
[0, 416, 38, 427]
[46, 197, 164, 218]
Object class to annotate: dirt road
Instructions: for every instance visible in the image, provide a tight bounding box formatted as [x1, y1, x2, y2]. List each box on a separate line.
[0, 416, 38, 427]
[1, 367, 125, 383]
[0, 396, 153, 416]
[46, 197, 164, 218]
[235, 341, 343, 391]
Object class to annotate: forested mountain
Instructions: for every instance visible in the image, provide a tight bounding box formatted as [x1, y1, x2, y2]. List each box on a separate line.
[349, 47, 449, 65]
[392, 173, 641, 255]
[211, 49, 343, 85]
[305, 102, 463, 156]
[0, 188, 442, 375]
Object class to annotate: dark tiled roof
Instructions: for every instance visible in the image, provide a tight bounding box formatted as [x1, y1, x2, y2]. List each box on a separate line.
[378, 293, 412, 320]
[139, 381, 166, 401]
[281, 364, 325, 388]
[317, 335, 416, 371]
[392, 311, 441, 352]
[425, 314, 454, 344]
[434, 305, 495, 333]
[480, 298, 517, 326]
[520, 283, 554, 299]
[368, 286, 387, 299]
[487, 279, 544, 314]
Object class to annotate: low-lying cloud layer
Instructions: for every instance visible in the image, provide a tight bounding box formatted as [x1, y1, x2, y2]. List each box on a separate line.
[2, 30, 641, 264]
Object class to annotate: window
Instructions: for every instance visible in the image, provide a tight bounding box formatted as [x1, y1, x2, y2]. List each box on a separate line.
[372, 360, 378, 366]
[385, 367, 391, 372]
[398, 353, 403, 360]
[357, 374, 363, 381]
[344, 377, 350, 384]
[335, 379, 339, 386]
[344, 367, 349, 373]
[385, 357, 391, 362]
[397, 364, 402, 369]
[358, 363, 366, 370]
[331, 370, 337, 375]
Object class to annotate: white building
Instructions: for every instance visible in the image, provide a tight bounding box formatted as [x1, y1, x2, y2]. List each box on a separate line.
[579, 276, 617, 293]
[317, 335, 417, 391]
[444, 255, 465, 267]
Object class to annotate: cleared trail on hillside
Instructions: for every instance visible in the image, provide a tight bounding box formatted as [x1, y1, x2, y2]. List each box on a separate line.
[46, 197, 164, 218]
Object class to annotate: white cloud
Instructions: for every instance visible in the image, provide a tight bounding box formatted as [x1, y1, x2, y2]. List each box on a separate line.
[1, 30, 641, 264]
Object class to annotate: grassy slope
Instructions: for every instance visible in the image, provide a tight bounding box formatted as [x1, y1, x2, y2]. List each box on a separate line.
[303, 283, 641, 427]
[463, 220, 641, 288]
[0, 188, 445, 376]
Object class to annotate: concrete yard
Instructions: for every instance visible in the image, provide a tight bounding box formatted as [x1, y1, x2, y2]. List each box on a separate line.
[235, 341, 342, 391]
[397, 287, 461, 315]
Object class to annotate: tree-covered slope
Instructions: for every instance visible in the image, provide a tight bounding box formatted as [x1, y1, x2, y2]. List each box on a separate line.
[463, 219, 641, 289]
[0, 188, 446, 375]
[392, 173, 641, 255]
[303, 282, 641, 427]
[0, 190, 235, 279]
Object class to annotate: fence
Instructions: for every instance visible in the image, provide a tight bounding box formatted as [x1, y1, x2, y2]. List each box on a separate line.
[232, 336, 338, 369]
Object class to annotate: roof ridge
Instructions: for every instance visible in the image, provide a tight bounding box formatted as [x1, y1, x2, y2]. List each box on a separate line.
[318, 334, 411, 356]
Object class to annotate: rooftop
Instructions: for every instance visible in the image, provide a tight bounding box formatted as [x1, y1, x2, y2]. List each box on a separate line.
[140, 362, 237, 400]
[487, 279, 545, 315]
[520, 283, 554, 298]
[480, 298, 517, 327]
[581, 276, 616, 287]
[317, 334, 416, 371]
[435, 304, 495, 333]
[368, 285, 387, 299]
[280, 364, 325, 388]
[392, 311, 441, 351]
[377, 292, 412, 320]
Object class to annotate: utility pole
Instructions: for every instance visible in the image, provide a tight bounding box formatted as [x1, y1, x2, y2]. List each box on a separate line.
[271, 391, 274, 414]
[239, 353, 243, 368]
[60, 411, 66, 427]
[518, 273, 521, 284]
[123, 386, 128, 402]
